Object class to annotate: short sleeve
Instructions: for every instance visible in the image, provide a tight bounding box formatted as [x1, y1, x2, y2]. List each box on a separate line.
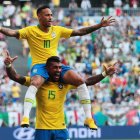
[59, 26, 73, 38]
[18, 27, 29, 39]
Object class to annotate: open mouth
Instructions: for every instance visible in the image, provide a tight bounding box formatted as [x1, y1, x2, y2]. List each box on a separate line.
[54, 73, 60, 79]
[47, 21, 52, 24]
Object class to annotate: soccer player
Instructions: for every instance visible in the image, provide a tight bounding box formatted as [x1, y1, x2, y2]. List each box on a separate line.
[4, 53, 116, 140]
[0, 5, 115, 129]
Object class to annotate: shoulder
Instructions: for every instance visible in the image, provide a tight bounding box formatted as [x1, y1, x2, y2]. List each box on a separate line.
[28, 25, 38, 30]
[64, 84, 76, 90]
[19, 25, 37, 32]
[24, 25, 37, 30]
[52, 25, 67, 30]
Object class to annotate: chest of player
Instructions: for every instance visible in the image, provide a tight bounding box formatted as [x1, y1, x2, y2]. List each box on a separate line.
[30, 31, 59, 49]
[39, 83, 69, 101]
[48, 84, 68, 100]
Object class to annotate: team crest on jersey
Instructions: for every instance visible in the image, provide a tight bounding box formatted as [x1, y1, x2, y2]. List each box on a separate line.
[33, 69, 37, 73]
[58, 84, 63, 89]
[52, 32, 56, 38]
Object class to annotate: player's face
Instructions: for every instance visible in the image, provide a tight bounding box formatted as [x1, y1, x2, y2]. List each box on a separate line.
[38, 8, 53, 27]
[47, 62, 62, 82]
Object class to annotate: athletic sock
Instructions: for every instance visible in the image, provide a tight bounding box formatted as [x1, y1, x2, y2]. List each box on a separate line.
[23, 85, 38, 118]
[77, 83, 92, 118]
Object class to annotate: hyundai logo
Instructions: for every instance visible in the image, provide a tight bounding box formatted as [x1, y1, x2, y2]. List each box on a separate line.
[13, 127, 35, 140]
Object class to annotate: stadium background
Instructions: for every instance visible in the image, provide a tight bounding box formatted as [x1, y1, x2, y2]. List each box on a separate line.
[0, 0, 140, 139]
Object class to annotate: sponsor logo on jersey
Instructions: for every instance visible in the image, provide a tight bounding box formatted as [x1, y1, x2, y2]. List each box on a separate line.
[33, 69, 37, 73]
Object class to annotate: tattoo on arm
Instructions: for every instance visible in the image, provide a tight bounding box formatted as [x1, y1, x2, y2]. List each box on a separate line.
[85, 74, 104, 86]
[6, 66, 26, 85]
[1, 27, 19, 38]
[71, 24, 102, 36]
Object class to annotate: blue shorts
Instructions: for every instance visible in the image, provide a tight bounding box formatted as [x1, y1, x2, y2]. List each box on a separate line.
[35, 129, 70, 140]
[30, 64, 72, 82]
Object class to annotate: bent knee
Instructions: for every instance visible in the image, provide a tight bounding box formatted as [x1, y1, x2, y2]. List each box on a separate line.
[31, 76, 45, 88]
[75, 77, 85, 86]
[63, 70, 85, 86]
[69, 76, 85, 86]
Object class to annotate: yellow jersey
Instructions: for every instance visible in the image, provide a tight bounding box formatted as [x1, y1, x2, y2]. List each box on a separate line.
[18, 25, 73, 65]
[24, 76, 75, 129]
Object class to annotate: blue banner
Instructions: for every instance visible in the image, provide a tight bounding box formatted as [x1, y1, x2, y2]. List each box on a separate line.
[0, 126, 140, 140]
[68, 126, 140, 139]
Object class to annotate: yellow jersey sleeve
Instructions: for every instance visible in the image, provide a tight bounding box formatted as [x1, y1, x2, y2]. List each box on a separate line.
[58, 26, 73, 38]
[18, 27, 30, 39]
[24, 76, 31, 86]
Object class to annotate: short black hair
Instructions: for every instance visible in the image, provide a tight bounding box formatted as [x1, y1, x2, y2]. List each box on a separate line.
[46, 56, 61, 66]
[37, 5, 50, 15]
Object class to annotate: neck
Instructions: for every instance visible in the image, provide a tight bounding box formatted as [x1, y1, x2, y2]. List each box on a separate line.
[38, 25, 50, 33]
[49, 78, 59, 83]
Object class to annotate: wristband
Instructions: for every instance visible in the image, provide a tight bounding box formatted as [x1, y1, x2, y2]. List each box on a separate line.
[5, 64, 11, 68]
[102, 71, 107, 77]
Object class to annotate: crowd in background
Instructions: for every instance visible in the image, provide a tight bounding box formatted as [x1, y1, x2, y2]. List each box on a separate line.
[0, 0, 140, 127]
[0, 32, 22, 127]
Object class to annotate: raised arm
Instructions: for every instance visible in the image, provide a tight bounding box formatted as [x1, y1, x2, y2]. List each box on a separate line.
[0, 26, 19, 38]
[85, 64, 116, 86]
[4, 51, 26, 85]
[71, 16, 115, 37]
[85, 74, 105, 86]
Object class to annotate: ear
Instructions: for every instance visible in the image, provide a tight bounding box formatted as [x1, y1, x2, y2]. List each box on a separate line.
[37, 13, 41, 20]
[38, 15, 40, 20]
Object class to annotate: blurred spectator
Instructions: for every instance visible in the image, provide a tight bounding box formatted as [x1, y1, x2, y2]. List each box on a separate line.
[57, 8, 64, 21]
[3, 1, 16, 27]
[0, 112, 8, 127]
[0, 88, 7, 106]
[0, 54, 5, 78]
[22, 2, 31, 13]
[101, 3, 109, 16]
[69, 0, 78, 9]
[52, 0, 60, 7]
[13, 11, 22, 28]
[6, 101, 16, 112]
[114, 0, 122, 7]
[115, 7, 123, 16]
[21, 39, 29, 57]
[123, 2, 130, 10]
[6, 101, 21, 126]
[81, 0, 91, 10]
[1, 76, 14, 97]
[0, 4, 4, 22]
[11, 83, 21, 102]
[130, 0, 138, 8]
[20, 9, 28, 27]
